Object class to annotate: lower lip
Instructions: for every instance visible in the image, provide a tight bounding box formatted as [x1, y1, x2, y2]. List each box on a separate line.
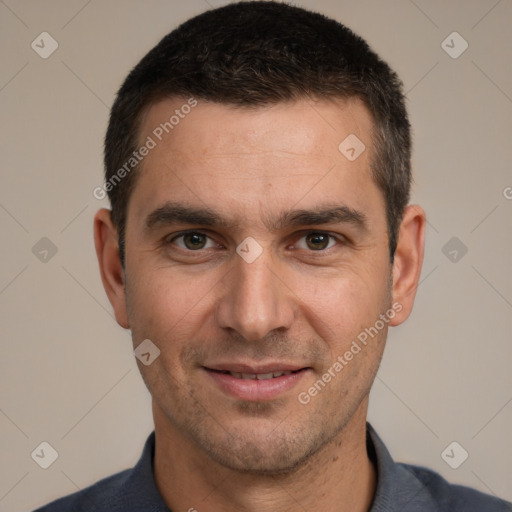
[204, 368, 308, 401]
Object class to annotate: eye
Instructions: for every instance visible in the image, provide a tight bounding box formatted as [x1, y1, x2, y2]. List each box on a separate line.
[170, 231, 217, 251]
[295, 232, 339, 251]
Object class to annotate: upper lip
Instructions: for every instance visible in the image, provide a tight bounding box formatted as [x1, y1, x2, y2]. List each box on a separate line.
[204, 363, 308, 374]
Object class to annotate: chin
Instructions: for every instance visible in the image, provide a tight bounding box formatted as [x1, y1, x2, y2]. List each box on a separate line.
[207, 443, 311, 476]
[191, 419, 333, 477]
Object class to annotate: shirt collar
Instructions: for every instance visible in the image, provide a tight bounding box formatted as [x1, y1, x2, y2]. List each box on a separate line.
[115, 431, 170, 511]
[367, 423, 438, 511]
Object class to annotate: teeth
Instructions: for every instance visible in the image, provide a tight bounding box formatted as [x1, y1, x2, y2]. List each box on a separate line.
[256, 372, 274, 380]
[272, 371, 292, 378]
[228, 370, 293, 380]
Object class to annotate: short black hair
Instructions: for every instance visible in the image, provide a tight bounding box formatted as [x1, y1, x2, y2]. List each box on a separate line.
[104, 1, 411, 266]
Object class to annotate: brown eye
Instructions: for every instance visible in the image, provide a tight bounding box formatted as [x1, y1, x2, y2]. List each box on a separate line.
[304, 233, 332, 250]
[171, 232, 214, 251]
[183, 233, 207, 249]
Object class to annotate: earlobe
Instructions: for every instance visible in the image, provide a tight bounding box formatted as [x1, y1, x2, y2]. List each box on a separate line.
[93, 208, 130, 329]
[389, 204, 426, 327]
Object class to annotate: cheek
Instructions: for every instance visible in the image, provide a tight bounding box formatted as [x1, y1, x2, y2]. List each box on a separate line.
[126, 266, 216, 345]
[126, 270, 213, 392]
[298, 269, 389, 346]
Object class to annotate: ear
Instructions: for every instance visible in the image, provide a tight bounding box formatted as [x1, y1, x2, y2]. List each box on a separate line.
[94, 208, 130, 329]
[389, 204, 426, 326]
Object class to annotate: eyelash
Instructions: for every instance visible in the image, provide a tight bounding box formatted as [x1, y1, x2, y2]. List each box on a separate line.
[165, 230, 344, 253]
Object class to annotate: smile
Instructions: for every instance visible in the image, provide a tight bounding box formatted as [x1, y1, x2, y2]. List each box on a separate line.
[217, 370, 296, 380]
[204, 367, 309, 401]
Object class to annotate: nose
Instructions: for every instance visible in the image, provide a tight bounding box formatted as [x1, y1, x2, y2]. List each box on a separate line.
[215, 250, 296, 342]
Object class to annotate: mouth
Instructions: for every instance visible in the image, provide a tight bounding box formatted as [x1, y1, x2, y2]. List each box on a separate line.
[208, 369, 302, 380]
[203, 365, 310, 401]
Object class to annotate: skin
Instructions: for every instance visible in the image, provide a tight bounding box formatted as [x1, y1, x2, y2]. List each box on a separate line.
[94, 96, 425, 512]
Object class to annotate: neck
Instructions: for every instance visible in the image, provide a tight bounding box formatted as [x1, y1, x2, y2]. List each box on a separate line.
[153, 401, 376, 512]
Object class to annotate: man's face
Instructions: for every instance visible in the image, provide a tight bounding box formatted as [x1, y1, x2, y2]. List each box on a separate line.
[123, 97, 393, 473]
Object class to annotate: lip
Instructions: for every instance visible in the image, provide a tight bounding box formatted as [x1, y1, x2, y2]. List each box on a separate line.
[203, 363, 310, 401]
[206, 362, 306, 374]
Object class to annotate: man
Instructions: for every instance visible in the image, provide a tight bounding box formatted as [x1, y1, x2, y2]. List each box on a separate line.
[35, 1, 511, 511]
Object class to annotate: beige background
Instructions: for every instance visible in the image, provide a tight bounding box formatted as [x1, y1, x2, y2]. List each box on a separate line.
[1, 0, 511, 510]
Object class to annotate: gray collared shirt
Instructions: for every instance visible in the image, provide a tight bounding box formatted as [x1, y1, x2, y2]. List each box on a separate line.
[34, 423, 511, 511]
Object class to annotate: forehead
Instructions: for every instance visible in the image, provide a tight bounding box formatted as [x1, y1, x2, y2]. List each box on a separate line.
[139, 95, 374, 158]
[129, 96, 382, 230]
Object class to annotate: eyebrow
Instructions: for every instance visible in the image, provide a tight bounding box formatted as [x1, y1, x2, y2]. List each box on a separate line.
[144, 201, 368, 233]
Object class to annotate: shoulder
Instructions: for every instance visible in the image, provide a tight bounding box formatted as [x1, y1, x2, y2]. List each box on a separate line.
[32, 432, 166, 511]
[33, 469, 132, 512]
[366, 423, 511, 511]
[401, 462, 512, 512]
